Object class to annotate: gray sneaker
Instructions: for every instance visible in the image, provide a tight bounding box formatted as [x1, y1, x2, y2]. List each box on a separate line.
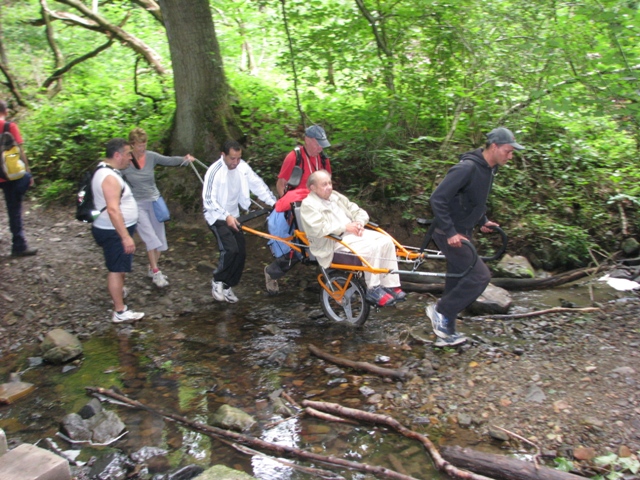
[264, 267, 279, 295]
[223, 287, 238, 303]
[434, 333, 468, 347]
[425, 303, 455, 338]
[152, 270, 169, 288]
[212, 280, 225, 301]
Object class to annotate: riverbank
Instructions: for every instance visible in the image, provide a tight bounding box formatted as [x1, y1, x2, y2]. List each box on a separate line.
[1, 200, 639, 478]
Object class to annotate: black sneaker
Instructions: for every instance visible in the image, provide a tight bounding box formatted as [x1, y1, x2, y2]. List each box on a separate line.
[434, 333, 468, 347]
[11, 248, 38, 257]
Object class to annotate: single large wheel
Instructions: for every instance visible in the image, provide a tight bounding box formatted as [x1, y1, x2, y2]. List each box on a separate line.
[320, 272, 370, 326]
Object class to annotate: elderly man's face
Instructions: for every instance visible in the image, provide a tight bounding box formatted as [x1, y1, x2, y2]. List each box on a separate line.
[223, 148, 242, 170]
[304, 136, 323, 157]
[311, 173, 333, 200]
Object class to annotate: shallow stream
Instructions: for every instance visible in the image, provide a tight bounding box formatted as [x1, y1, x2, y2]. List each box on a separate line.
[0, 255, 625, 479]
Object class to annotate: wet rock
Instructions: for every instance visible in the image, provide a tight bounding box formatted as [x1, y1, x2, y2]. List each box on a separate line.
[27, 356, 43, 367]
[211, 404, 256, 432]
[324, 366, 344, 376]
[468, 284, 512, 315]
[60, 413, 92, 441]
[271, 397, 294, 417]
[582, 417, 604, 428]
[494, 254, 535, 278]
[40, 328, 83, 364]
[86, 410, 126, 444]
[78, 398, 102, 419]
[0, 376, 36, 404]
[327, 377, 347, 386]
[375, 355, 390, 363]
[196, 464, 257, 479]
[367, 393, 382, 404]
[359, 386, 375, 397]
[488, 428, 510, 441]
[88, 452, 130, 480]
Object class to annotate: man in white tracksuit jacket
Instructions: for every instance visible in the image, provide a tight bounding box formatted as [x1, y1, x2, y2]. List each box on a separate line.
[203, 140, 276, 303]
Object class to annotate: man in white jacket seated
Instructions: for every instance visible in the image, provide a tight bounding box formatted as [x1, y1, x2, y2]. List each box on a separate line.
[203, 140, 276, 303]
[299, 170, 405, 307]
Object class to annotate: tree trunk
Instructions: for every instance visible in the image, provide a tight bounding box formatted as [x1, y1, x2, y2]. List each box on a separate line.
[157, 0, 242, 161]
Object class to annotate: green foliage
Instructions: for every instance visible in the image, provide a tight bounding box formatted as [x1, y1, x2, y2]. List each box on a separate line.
[1, 0, 638, 270]
[592, 452, 640, 480]
[554, 457, 575, 472]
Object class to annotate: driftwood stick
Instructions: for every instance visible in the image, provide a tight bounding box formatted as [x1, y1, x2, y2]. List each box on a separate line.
[470, 307, 601, 320]
[302, 400, 496, 480]
[308, 344, 408, 380]
[305, 406, 359, 425]
[86, 387, 419, 480]
[283, 390, 302, 409]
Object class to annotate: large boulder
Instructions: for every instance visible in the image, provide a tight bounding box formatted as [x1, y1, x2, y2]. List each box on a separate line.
[40, 329, 83, 364]
[621, 237, 640, 256]
[467, 284, 511, 315]
[211, 405, 256, 432]
[493, 254, 535, 279]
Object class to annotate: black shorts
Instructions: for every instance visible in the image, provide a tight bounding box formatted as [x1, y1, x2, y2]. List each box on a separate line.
[92, 225, 136, 273]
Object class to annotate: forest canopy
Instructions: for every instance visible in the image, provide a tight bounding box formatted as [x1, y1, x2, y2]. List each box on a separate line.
[1, 0, 638, 270]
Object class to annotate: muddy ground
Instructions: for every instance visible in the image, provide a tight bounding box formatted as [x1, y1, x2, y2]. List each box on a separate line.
[1, 199, 639, 478]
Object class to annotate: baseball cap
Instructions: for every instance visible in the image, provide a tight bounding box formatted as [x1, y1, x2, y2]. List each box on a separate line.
[305, 125, 331, 148]
[486, 127, 524, 150]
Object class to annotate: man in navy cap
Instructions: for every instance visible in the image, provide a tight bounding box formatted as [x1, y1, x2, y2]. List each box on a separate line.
[265, 125, 333, 294]
[426, 127, 524, 347]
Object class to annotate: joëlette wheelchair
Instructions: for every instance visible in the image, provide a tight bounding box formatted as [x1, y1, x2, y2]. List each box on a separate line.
[240, 204, 507, 327]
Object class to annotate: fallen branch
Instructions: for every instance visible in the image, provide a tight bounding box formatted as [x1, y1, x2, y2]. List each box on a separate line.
[308, 344, 408, 380]
[440, 445, 586, 480]
[302, 400, 495, 480]
[402, 265, 608, 292]
[492, 426, 542, 468]
[86, 387, 420, 480]
[470, 306, 602, 320]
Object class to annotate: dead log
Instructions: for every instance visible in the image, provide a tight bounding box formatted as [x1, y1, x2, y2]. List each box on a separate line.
[440, 446, 586, 480]
[303, 400, 495, 480]
[402, 266, 606, 292]
[308, 344, 408, 380]
[86, 387, 419, 480]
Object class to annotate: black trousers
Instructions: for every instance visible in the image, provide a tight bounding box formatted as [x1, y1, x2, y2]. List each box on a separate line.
[433, 231, 491, 321]
[209, 220, 246, 287]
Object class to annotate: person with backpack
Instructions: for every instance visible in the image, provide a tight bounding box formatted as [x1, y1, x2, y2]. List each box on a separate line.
[264, 125, 332, 294]
[92, 138, 144, 323]
[0, 100, 37, 257]
[122, 127, 195, 288]
[425, 127, 524, 347]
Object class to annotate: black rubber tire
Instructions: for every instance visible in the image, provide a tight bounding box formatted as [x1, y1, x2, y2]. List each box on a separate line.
[320, 272, 370, 326]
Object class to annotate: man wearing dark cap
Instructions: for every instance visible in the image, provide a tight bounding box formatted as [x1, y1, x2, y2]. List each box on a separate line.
[265, 125, 333, 294]
[426, 127, 524, 347]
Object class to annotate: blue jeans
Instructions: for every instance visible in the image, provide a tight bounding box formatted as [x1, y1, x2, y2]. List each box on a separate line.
[0, 173, 32, 254]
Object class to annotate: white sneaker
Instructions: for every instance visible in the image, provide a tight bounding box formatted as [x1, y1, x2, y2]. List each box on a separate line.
[223, 287, 238, 303]
[147, 267, 154, 278]
[212, 280, 225, 301]
[112, 306, 144, 324]
[152, 270, 169, 288]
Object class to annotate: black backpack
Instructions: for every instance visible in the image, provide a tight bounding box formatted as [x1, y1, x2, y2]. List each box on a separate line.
[285, 146, 328, 192]
[76, 164, 122, 223]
